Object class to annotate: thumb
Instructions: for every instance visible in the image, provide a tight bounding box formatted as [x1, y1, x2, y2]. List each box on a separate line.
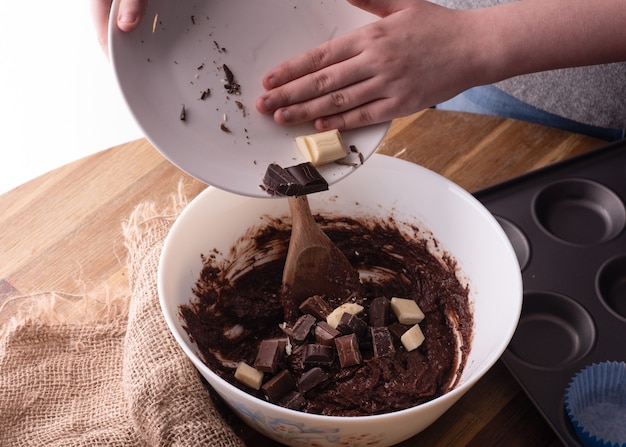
[347, 0, 412, 17]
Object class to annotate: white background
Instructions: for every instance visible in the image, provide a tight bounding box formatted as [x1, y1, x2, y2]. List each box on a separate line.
[0, 2, 143, 194]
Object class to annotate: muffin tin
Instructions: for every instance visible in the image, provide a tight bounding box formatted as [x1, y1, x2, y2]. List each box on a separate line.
[473, 139, 626, 446]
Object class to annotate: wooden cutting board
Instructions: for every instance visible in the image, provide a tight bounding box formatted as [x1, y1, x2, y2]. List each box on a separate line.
[0, 109, 605, 446]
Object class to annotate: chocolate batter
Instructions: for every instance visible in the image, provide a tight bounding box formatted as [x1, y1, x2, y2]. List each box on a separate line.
[180, 213, 473, 416]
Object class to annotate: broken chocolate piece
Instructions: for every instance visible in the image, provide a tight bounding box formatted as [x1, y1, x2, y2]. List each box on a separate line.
[179, 105, 186, 121]
[371, 327, 395, 358]
[298, 367, 330, 393]
[285, 162, 329, 195]
[326, 302, 364, 329]
[369, 296, 391, 327]
[234, 362, 263, 390]
[291, 314, 316, 344]
[388, 322, 410, 340]
[401, 324, 425, 351]
[222, 64, 241, 94]
[335, 333, 362, 368]
[254, 338, 286, 373]
[262, 162, 329, 197]
[299, 295, 332, 320]
[391, 297, 425, 325]
[280, 391, 306, 410]
[314, 321, 340, 346]
[262, 163, 300, 196]
[262, 370, 296, 403]
[336, 312, 367, 338]
[303, 344, 335, 367]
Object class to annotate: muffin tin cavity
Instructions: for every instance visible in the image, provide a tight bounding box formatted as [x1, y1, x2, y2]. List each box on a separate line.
[474, 139, 626, 446]
[507, 292, 595, 369]
[495, 217, 531, 271]
[597, 255, 626, 320]
[533, 179, 626, 245]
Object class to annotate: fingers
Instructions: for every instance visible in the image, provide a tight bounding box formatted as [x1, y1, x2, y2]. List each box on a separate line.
[347, 0, 417, 17]
[116, 0, 148, 32]
[90, 0, 147, 56]
[90, 0, 113, 54]
[268, 70, 384, 127]
[261, 36, 363, 91]
[257, 49, 372, 115]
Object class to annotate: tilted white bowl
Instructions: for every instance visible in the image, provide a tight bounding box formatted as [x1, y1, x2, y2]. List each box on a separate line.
[159, 154, 522, 446]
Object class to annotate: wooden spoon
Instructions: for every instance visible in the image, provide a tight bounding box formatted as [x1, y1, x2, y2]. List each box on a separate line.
[281, 195, 360, 321]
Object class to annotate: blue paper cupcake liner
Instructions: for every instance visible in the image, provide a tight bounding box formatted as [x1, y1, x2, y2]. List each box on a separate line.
[565, 361, 626, 447]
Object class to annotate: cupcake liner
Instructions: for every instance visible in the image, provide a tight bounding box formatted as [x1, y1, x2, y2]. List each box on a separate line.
[565, 361, 626, 447]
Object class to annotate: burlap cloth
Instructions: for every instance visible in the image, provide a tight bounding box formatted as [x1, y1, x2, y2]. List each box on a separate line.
[0, 191, 246, 446]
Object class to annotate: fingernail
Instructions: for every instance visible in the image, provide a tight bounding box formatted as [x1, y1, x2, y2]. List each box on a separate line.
[118, 14, 136, 24]
[317, 118, 329, 130]
[265, 75, 277, 89]
[263, 97, 274, 112]
[278, 108, 292, 123]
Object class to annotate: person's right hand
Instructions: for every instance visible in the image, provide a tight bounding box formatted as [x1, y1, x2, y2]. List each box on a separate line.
[255, 0, 488, 131]
[91, 0, 148, 57]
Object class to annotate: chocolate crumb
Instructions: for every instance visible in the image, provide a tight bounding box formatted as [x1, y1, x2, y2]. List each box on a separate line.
[222, 64, 241, 95]
[200, 89, 211, 100]
[220, 123, 231, 133]
[235, 100, 246, 116]
[179, 105, 186, 121]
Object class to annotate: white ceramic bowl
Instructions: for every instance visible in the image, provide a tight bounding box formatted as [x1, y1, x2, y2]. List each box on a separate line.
[159, 154, 523, 446]
[109, 0, 388, 198]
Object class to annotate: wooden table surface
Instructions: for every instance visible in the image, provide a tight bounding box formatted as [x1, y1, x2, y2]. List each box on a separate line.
[0, 109, 606, 446]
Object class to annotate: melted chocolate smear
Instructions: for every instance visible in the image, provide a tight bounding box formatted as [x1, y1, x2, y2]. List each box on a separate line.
[181, 215, 473, 416]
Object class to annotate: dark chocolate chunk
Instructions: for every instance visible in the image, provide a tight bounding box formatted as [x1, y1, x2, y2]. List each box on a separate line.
[369, 297, 391, 327]
[262, 163, 300, 196]
[279, 391, 306, 410]
[262, 162, 329, 197]
[179, 105, 186, 121]
[261, 369, 296, 403]
[303, 343, 335, 367]
[388, 322, 410, 340]
[370, 327, 395, 358]
[336, 312, 367, 338]
[299, 295, 332, 320]
[314, 321, 340, 346]
[223, 64, 234, 84]
[285, 162, 329, 195]
[298, 367, 330, 393]
[254, 338, 286, 373]
[291, 314, 316, 344]
[335, 333, 362, 368]
[222, 64, 241, 94]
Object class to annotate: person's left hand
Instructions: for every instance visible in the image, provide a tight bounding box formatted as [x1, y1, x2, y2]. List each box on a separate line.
[256, 0, 485, 131]
[91, 0, 148, 56]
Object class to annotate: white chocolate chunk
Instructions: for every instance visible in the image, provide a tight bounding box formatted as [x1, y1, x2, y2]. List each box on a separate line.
[326, 303, 364, 329]
[390, 297, 425, 325]
[400, 324, 425, 352]
[295, 129, 349, 166]
[234, 362, 264, 390]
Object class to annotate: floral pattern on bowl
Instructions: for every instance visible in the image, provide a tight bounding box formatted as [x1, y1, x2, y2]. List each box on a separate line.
[232, 400, 387, 446]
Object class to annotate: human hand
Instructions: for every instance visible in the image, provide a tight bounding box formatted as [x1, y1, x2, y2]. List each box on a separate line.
[256, 0, 489, 131]
[91, 0, 148, 56]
